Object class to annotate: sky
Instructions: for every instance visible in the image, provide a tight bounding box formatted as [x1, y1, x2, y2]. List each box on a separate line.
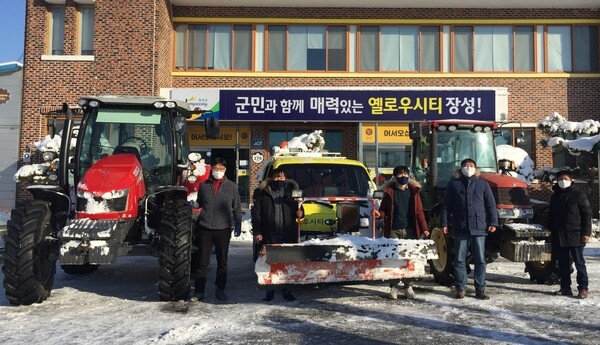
[0, 0, 26, 63]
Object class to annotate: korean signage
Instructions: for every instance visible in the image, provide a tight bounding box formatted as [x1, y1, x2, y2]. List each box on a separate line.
[219, 89, 496, 122]
[362, 123, 411, 144]
[188, 126, 250, 147]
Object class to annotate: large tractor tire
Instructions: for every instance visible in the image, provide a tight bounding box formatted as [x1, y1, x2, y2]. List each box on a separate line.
[158, 200, 192, 301]
[2, 200, 58, 305]
[61, 264, 99, 275]
[428, 227, 455, 286]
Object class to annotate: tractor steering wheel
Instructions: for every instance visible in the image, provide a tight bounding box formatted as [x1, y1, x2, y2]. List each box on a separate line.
[123, 136, 150, 156]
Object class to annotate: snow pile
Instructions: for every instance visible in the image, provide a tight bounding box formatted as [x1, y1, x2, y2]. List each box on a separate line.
[496, 144, 535, 184]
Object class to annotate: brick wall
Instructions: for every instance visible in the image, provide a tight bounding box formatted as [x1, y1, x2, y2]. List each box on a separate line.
[19, 2, 600, 216]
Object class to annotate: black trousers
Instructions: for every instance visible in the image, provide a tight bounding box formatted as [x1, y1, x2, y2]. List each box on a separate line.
[194, 228, 231, 293]
[556, 245, 588, 291]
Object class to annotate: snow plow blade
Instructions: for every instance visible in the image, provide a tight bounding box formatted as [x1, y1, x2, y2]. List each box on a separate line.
[255, 235, 438, 286]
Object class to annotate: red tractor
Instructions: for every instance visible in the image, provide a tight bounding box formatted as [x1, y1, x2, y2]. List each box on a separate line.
[409, 120, 555, 285]
[2, 96, 216, 305]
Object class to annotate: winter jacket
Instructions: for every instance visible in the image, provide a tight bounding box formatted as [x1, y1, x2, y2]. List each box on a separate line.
[440, 169, 498, 236]
[196, 177, 242, 231]
[378, 179, 429, 239]
[251, 178, 299, 244]
[548, 183, 592, 247]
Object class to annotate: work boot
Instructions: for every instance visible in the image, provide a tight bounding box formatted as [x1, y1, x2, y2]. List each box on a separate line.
[282, 290, 297, 302]
[215, 289, 228, 301]
[405, 286, 416, 299]
[262, 290, 275, 302]
[475, 290, 490, 300]
[578, 289, 589, 299]
[455, 289, 465, 299]
[554, 288, 573, 296]
[388, 286, 399, 300]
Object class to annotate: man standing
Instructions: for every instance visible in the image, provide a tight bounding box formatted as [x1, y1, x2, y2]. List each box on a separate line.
[252, 168, 299, 302]
[549, 170, 592, 299]
[441, 158, 498, 300]
[194, 157, 242, 301]
[374, 165, 430, 299]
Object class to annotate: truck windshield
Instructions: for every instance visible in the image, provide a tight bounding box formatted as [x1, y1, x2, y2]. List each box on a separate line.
[77, 107, 173, 189]
[277, 164, 372, 197]
[436, 129, 497, 187]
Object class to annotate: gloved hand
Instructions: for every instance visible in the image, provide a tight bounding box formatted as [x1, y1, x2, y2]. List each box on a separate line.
[233, 226, 241, 237]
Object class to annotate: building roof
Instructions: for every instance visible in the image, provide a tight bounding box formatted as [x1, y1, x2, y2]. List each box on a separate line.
[0, 61, 23, 73]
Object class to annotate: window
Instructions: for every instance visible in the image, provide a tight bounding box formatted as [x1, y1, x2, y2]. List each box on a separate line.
[266, 25, 347, 71]
[174, 24, 253, 71]
[546, 25, 599, 72]
[453, 26, 473, 72]
[496, 128, 535, 162]
[358, 26, 440, 72]
[268, 129, 343, 153]
[78, 6, 94, 55]
[50, 6, 65, 55]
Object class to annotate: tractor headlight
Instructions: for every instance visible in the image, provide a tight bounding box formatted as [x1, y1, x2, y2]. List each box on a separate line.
[47, 174, 58, 181]
[101, 188, 130, 200]
[77, 190, 93, 199]
[153, 101, 165, 109]
[187, 174, 198, 183]
[88, 100, 99, 108]
[42, 151, 57, 162]
[165, 101, 176, 108]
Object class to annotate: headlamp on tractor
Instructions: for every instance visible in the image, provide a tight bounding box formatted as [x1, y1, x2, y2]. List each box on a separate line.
[101, 188, 130, 200]
[187, 174, 198, 183]
[42, 151, 57, 162]
[497, 207, 534, 219]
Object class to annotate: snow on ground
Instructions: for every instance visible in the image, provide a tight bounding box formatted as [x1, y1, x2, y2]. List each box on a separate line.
[1, 219, 600, 344]
[2, 210, 600, 345]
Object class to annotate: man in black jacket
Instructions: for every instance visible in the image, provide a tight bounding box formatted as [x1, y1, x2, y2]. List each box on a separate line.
[549, 170, 592, 299]
[252, 168, 299, 302]
[193, 157, 242, 302]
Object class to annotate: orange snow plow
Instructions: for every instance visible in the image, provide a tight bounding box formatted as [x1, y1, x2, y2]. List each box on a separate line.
[254, 194, 438, 286]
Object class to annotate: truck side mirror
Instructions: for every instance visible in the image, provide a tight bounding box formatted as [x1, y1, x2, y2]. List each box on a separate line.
[205, 117, 220, 138]
[409, 122, 423, 140]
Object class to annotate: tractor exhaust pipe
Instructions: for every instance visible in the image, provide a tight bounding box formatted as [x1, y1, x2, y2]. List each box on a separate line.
[58, 102, 74, 192]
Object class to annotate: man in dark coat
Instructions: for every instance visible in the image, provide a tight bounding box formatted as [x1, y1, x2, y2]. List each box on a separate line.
[193, 157, 242, 302]
[252, 168, 300, 302]
[441, 158, 498, 300]
[549, 170, 592, 299]
[374, 165, 429, 299]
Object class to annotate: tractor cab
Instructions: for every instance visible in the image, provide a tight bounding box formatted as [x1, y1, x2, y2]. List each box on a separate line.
[74, 96, 191, 194]
[409, 120, 498, 209]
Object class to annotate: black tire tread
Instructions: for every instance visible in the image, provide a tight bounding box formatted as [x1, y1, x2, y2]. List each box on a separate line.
[157, 200, 192, 301]
[2, 200, 57, 306]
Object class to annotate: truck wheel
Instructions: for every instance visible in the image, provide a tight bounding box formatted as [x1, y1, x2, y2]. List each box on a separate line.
[158, 200, 192, 301]
[428, 227, 455, 286]
[2, 200, 58, 305]
[61, 264, 99, 274]
[525, 260, 561, 285]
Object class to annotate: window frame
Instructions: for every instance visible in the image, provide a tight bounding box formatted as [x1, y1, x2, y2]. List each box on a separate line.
[77, 5, 95, 56]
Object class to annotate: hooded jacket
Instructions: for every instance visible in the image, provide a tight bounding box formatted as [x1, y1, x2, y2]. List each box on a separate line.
[440, 168, 498, 236]
[251, 178, 299, 244]
[378, 179, 429, 239]
[548, 183, 592, 247]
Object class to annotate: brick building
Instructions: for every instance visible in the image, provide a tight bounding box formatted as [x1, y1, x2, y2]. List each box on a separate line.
[19, 0, 600, 213]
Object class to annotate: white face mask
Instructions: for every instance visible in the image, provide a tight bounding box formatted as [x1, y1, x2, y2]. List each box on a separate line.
[212, 171, 225, 180]
[557, 180, 571, 189]
[461, 166, 476, 178]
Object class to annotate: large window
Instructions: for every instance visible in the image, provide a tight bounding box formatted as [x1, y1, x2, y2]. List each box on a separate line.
[269, 129, 343, 153]
[174, 24, 253, 71]
[78, 6, 95, 55]
[171, 22, 599, 74]
[50, 6, 65, 55]
[266, 25, 347, 71]
[358, 26, 440, 72]
[548, 25, 599, 72]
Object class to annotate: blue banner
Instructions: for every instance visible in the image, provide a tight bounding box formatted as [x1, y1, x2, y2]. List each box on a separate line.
[219, 89, 496, 122]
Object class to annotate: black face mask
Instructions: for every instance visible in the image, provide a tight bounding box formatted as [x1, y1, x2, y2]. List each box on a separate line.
[396, 176, 409, 185]
[271, 180, 286, 190]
